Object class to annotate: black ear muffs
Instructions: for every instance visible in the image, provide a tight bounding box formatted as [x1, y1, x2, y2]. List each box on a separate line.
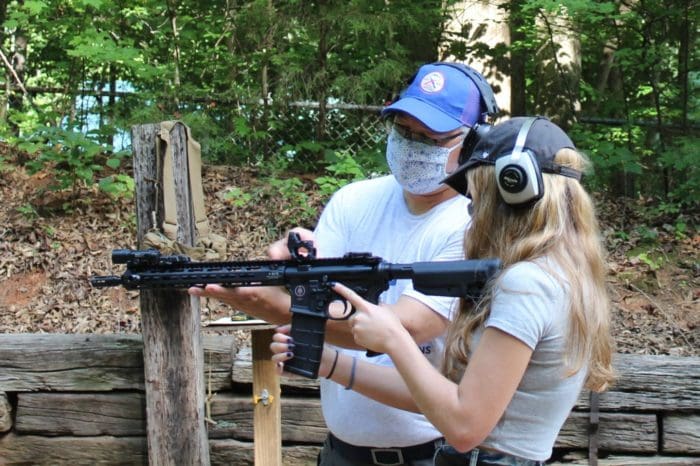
[494, 117, 543, 206]
[431, 62, 499, 164]
[460, 121, 492, 165]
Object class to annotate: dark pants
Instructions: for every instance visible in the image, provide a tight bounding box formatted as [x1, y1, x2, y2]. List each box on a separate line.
[433, 445, 545, 466]
[317, 435, 439, 466]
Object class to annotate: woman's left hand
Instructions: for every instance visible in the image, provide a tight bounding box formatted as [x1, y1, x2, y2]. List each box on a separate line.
[271, 325, 337, 378]
[270, 324, 295, 375]
[332, 282, 407, 355]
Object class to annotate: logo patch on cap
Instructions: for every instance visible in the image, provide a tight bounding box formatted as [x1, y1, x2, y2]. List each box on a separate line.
[420, 72, 445, 93]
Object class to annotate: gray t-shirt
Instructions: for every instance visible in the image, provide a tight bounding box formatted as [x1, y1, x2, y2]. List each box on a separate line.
[474, 259, 586, 461]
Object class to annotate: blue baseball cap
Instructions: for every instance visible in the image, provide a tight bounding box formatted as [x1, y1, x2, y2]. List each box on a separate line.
[381, 63, 486, 133]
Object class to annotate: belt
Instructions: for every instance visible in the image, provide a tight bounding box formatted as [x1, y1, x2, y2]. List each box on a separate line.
[328, 433, 442, 465]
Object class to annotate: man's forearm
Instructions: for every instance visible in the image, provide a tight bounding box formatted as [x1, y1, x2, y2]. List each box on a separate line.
[231, 287, 293, 325]
[325, 319, 364, 349]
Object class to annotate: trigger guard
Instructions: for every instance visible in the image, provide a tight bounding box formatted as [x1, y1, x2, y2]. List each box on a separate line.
[329, 299, 355, 321]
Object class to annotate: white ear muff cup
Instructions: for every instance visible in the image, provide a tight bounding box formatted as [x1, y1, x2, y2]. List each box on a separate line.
[495, 150, 543, 206]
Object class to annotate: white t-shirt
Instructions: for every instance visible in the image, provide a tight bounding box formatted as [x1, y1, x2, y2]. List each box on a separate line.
[475, 259, 586, 461]
[315, 175, 470, 447]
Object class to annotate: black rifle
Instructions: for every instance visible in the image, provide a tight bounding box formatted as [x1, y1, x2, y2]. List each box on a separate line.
[91, 233, 501, 379]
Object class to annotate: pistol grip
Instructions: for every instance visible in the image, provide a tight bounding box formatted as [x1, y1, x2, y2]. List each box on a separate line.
[286, 313, 326, 379]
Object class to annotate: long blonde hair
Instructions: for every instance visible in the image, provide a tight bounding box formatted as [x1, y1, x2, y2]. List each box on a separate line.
[442, 148, 615, 392]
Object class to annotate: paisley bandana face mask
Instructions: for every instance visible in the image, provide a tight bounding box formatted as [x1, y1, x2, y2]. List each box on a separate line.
[386, 127, 465, 195]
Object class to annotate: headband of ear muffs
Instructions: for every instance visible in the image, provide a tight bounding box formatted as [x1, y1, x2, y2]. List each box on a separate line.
[431, 62, 499, 163]
[442, 116, 583, 206]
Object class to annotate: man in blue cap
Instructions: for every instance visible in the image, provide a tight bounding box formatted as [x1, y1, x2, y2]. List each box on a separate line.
[190, 62, 497, 465]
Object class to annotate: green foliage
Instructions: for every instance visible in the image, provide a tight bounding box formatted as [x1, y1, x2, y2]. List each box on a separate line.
[264, 176, 317, 227]
[636, 252, 664, 271]
[635, 225, 660, 244]
[16, 203, 39, 220]
[223, 187, 253, 207]
[315, 150, 368, 198]
[17, 125, 130, 198]
[0, 0, 697, 223]
[663, 221, 688, 241]
[657, 136, 699, 205]
[98, 174, 134, 199]
[19, 126, 102, 190]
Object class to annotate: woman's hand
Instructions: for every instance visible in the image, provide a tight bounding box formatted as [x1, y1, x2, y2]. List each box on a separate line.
[332, 282, 408, 355]
[270, 325, 294, 375]
[270, 324, 336, 377]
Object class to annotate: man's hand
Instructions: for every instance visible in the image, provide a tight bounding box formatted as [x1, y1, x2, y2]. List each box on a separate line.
[188, 283, 291, 324]
[187, 227, 318, 325]
[268, 227, 317, 259]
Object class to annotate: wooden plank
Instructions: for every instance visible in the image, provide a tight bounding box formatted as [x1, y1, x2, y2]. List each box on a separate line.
[0, 391, 10, 433]
[209, 394, 326, 443]
[15, 392, 146, 436]
[0, 334, 145, 391]
[216, 396, 672, 454]
[0, 433, 147, 464]
[0, 334, 234, 392]
[555, 412, 657, 452]
[209, 439, 319, 466]
[574, 354, 700, 411]
[550, 453, 700, 465]
[133, 122, 209, 465]
[0, 435, 321, 465]
[11, 391, 327, 443]
[233, 346, 320, 392]
[664, 414, 700, 454]
[202, 334, 237, 392]
[238, 350, 700, 411]
[252, 328, 282, 466]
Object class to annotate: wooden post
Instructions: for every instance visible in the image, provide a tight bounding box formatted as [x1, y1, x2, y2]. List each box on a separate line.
[252, 328, 282, 466]
[131, 122, 210, 465]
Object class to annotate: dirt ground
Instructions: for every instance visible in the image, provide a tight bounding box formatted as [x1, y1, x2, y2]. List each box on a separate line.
[0, 153, 698, 357]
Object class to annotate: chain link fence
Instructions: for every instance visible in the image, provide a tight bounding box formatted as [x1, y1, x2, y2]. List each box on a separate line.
[224, 101, 389, 170]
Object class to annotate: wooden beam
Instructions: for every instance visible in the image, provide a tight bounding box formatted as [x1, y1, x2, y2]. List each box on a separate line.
[0, 334, 145, 391]
[132, 122, 210, 465]
[574, 353, 700, 410]
[252, 328, 282, 466]
[0, 334, 234, 392]
[664, 414, 700, 453]
[15, 393, 146, 436]
[0, 392, 10, 433]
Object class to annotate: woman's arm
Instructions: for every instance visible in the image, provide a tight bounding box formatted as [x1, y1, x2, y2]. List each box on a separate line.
[333, 282, 534, 452]
[388, 326, 532, 451]
[272, 281, 534, 452]
[271, 325, 420, 412]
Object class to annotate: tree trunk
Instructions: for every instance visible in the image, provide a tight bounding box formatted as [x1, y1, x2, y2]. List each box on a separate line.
[0, 0, 8, 123]
[441, 0, 511, 117]
[532, 7, 581, 129]
[9, 0, 27, 143]
[509, 0, 526, 116]
[315, 0, 329, 146]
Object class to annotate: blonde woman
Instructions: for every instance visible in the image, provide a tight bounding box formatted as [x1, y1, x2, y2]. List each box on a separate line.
[272, 117, 614, 466]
